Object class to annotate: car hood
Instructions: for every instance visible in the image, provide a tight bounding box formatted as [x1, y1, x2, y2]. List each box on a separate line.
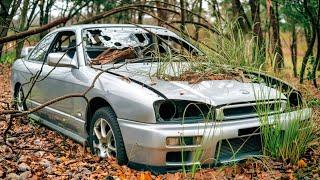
[101, 63, 286, 106]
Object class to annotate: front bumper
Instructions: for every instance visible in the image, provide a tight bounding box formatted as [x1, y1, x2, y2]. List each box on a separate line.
[118, 108, 312, 167]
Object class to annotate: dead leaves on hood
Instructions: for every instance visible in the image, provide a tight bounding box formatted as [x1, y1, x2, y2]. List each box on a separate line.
[163, 68, 251, 84]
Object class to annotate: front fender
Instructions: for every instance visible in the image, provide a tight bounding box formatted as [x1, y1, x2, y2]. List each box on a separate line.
[245, 70, 303, 107]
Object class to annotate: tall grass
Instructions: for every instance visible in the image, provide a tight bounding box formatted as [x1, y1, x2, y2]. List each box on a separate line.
[148, 20, 262, 82]
[196, 20, 264, 69]
[179, 103, 217, 177]
[253, 83, 315, 164]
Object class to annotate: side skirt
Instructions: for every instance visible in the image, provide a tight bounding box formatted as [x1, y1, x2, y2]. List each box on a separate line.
[28, 113, 87, 145]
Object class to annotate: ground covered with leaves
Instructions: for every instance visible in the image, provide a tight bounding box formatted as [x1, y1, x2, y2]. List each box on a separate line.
[0, 64, 320, 179]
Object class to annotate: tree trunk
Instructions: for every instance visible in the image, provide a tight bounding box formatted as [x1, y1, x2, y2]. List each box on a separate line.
[290, 25, 298, 77]
[0, 0, 20, 58]
[211, 0, 221, 23]
[249, 0, 265, 66]
[300, 0, 317, 83]
[195, 0, 203, 40]
[156, 0, 168, 26]
[26, 0, 39, 28]
[270, 2, 284, 72]
[312, 27, 320, 87]
[39, 0, 45, 38]
[180, 0, 185, 33]
[232, 0, 251, 33]
[39, 0, 53, 38]
[312, 0, 320, 87]
[16, 0, 30, 58]
[137, 0, 143, 24]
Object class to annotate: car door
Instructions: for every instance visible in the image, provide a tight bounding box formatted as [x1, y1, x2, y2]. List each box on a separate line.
[29, 31, 86, 139]
[23, 32, 58, 109]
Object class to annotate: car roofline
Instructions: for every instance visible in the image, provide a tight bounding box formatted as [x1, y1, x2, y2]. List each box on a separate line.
[51, 24, 167, 33]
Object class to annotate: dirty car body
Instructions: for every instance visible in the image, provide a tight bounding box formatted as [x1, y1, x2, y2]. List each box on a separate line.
[11, 24, 312, 170]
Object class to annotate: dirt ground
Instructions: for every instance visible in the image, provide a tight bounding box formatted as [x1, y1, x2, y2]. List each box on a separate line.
[0, 64, 319, 179]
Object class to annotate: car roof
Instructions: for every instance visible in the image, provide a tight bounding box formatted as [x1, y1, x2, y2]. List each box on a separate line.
[53, 24, 167, 32]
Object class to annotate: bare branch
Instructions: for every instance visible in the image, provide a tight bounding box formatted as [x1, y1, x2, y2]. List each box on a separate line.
[0, 17, 68, 44]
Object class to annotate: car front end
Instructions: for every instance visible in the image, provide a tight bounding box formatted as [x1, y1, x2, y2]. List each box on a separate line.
[118, 100, 312, 169]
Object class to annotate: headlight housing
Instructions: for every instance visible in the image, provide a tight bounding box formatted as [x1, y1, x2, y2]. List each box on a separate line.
[246, 71, 304, 108]
[154, 100, 215, 123]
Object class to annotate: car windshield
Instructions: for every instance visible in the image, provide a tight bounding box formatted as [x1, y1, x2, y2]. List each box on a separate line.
[82, 27, 201, 65]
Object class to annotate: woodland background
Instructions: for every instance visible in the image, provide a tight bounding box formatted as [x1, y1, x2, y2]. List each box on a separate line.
[0, 0, 320, 179]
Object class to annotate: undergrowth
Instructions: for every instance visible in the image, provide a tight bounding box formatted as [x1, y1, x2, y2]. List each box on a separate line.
[254, 86, 315, 164]
[0, 50, 16, 64]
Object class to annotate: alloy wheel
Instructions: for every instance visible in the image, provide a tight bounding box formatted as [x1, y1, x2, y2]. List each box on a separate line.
[92, 118, 117, 158]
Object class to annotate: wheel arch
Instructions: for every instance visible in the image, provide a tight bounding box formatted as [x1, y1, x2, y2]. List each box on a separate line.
[85, 97, 117, 134]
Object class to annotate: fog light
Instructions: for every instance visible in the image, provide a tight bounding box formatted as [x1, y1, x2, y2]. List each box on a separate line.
[166, 136, 203, 146]
[166, 137, 180, 146]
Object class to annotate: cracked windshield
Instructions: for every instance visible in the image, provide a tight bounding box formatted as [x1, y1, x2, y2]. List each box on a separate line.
[83, 28, 199, 65]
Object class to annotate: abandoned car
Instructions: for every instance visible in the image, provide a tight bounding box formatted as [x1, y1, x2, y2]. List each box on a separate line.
[11, 24, 311, 170]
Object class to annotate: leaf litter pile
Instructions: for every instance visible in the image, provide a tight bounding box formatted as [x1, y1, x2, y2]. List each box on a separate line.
[164, 69, 250, 84]
[0, 64, 320, 179]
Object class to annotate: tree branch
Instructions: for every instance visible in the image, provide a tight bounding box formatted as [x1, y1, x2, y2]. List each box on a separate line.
[0, 17, 68, 44]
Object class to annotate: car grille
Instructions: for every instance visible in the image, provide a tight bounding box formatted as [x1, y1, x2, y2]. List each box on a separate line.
[216, 100, 286, 121]
[214, 134, 262, 163]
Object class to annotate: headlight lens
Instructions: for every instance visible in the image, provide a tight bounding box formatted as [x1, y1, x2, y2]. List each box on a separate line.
[287, 90, 304, 108]
[154, 100, 215, 123]
[158, 100, 176, 120]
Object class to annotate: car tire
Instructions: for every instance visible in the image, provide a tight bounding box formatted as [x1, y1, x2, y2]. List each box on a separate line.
[88, 106, 128, 165]
[14, 86, 27, 111]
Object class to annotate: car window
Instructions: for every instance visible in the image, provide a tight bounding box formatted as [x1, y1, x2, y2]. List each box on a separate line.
[50, 31, 77, 58]
[83, 27, 202, 64]
[28, 33, 56, 62]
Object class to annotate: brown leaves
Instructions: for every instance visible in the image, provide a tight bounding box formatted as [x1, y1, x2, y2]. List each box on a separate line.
[164, 68, 251, 84]
[297, 159, 307, 168]
[166, 71, 236, 84]
[138, 172, 152, 180]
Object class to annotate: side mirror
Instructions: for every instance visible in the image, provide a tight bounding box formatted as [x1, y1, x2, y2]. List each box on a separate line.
[47, 52, 77, 68]
[21, 46, 34, 58]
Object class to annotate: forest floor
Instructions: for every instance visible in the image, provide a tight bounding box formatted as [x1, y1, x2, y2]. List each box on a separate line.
[0, 64, 319, 179]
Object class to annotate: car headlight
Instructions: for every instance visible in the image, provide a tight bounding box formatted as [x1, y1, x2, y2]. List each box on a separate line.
[154, 100, 215, 123]
[267, 82, 304, 108]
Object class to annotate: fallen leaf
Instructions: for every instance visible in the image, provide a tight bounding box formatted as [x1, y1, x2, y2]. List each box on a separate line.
[297, 159, 307, 168]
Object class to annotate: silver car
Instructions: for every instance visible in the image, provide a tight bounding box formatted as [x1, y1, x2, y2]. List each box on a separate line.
[11, 24, 311, 171]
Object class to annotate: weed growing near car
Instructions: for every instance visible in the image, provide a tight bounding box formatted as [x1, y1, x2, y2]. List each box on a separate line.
[257, 103, 314, 163]
[253, 82, 315, 164]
